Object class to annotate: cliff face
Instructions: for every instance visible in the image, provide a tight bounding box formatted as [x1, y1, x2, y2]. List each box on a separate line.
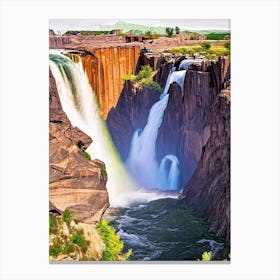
[107, 80, 159, 160]
[49, 69, 109, 223]
[181, 89, 230, 242]
[67, 47, 140, 119]
[156, 69, 215, 187]
[84, 46, 140, 118]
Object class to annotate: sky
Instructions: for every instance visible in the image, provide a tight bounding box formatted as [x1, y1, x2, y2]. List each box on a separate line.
[49, 19, 230, 34]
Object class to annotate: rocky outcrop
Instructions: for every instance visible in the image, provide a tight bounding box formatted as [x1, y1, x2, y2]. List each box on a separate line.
[49, 216, 105, 261]
[49, 69, 109, 223]
[181, 89, 230, 242]
[107, 80, 159, 160]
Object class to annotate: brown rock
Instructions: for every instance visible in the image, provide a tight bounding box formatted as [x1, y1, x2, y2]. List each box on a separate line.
[49, 69, 109, 223]
[181, 92, 230, 242]
[106, 80, 159, 160]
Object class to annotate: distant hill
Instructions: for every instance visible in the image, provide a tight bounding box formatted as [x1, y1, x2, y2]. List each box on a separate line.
[102, 20, 167, 35]
[190, 29, 230, 35]
[102, 21, 230, 36]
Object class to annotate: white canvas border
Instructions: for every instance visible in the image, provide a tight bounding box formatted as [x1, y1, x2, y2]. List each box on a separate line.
[0, 0, 279, 279]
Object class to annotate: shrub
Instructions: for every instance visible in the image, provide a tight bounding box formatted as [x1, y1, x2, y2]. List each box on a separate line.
[145, 31, 160, 39]
[175, 26, 180, 34]
[165, 27, 174, 37]
[202, 251, 212, 261]
[82, 151, 91, 160]
[123, 65, 162, 92]
[136, 65, 153, 82]
[70, 230, 89, 250]
[121, 73, 136, 81]
[201, 42, 211, 51]
[63, 243, 75, 254]
[96, 219, 132, 261]
[63, 209, 73, 226]
[192, 46, 203, 53]
[49, 245, 63, 257]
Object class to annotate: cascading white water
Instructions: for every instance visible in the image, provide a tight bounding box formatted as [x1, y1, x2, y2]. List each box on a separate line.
[49, 52, 137, 207]
[179, 59, 193, 71]
[161, 67, 186, 98]
[126, 66, 188, 190]
[158, 155, 180, 190]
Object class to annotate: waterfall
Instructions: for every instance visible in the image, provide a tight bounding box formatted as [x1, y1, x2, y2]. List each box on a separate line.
[158, 155, 180, 190]
[179, 59, 193, 71]
[49, 52, 137, 207]
[126, 66, 187, 190]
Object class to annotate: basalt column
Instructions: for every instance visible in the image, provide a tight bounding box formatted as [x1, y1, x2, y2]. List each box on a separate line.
[81, 46, 140, 118]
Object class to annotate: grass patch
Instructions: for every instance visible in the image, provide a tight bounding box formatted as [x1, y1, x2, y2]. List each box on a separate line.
[165, 43, 230, 59]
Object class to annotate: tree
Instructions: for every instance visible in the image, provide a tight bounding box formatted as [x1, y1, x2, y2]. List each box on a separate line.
[201, 42, 211, 51]
[165, 27, 174, 37]
[175, 26, 180, 34]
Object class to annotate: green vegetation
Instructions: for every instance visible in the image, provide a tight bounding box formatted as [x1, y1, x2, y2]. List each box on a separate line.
[96, 220, 132, 261]
[70, 230, 90, 251]
[175, 26, 180, 34]
[122, 65, 162, 92]
[49, 215, 92, 259]
[122, 73, 136, 81]
[224, 41, 230, 50]
[49, 215, 56, 234]
[205, 32, 230, 40]
[49, 241, 63, 257]
[63, 209, 73, 226]
[165, 27, 174, 37]
[101, 167, 107, 176]
[77, 30, 111, 36]
[82, 151, 91, 160]
[166, 42, 230, 60]
[201, 251, 212, 261]
[102, 20, 167, 35]
[201, 42, 211, 51]
[145, 30, 160, 39]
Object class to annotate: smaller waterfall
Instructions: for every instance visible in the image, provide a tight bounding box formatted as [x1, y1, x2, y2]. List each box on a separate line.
[158, 155, 180, 190]
[179, 59, 193, 71]
[126, 64, 188, 191]
[161, 67, 186, 98]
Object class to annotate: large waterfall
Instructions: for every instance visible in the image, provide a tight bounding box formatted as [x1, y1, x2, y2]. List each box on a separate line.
[49, 52, 138, 207]
[126, 67, 187, 190]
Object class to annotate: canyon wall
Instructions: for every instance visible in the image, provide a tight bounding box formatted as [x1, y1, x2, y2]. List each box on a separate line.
[85, 46, 140, 118]
[181, 89, 230, 242]
[49, 69, 109, 223]
[67, 46, 141, 118]
[107, 80, 159, 160]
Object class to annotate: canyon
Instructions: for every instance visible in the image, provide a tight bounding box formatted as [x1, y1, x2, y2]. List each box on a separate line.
[49, 32, 231, 259]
